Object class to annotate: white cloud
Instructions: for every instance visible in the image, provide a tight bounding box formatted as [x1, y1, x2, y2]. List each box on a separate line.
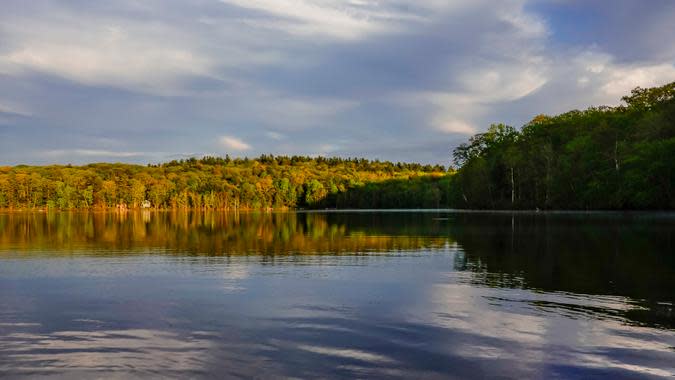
[553, 51, 675, 107]
[220, 136, 252, 151]
[0, 6, 285, 95]
[601, 64, 675, 99]
[399, 59, 548, 135]
[432, 119, 476, 135]
[220, 0, 431, 39]
[0, 16, 214, 95]
[459, 66, 548, 104]
[381, 0, 550, 135]
[5, 46, 210, 93]
[223, 0, 376, 39]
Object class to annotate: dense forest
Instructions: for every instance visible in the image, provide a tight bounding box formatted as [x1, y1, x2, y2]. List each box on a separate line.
[451, 81, 675, 210]
[1, 82, 673, 211]
[0, 156, 449, 210]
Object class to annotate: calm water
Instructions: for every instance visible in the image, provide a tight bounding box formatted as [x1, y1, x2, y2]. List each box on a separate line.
[0, 211, 673, 379]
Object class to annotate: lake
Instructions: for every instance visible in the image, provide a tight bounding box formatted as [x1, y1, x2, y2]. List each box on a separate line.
[0, 211, 673, 379]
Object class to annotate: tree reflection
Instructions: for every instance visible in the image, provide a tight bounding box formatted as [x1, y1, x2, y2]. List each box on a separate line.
[0, 211, 450, 256]
[1, 210, 672, 328]
[449, 212, 675, 328]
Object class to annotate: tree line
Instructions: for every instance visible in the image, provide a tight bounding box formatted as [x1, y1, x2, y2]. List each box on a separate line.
[450, 81, 675, 209]
[0, 155, 449, 210]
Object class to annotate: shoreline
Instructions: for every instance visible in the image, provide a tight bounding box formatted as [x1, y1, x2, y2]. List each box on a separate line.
[1, 208, 673, 215]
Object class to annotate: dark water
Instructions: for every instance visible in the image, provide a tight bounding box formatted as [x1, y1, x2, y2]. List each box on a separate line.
[0, 211, 673, 379]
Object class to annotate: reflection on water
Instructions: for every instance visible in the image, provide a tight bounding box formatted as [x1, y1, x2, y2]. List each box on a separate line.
[450, 212, 675, 330]
[0, 211, 674, 379]
[1, 328, 214, 376]
[0, 211, 449, 255]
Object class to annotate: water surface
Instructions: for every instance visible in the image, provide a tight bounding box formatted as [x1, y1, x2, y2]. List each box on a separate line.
[0, 211, 673, 378]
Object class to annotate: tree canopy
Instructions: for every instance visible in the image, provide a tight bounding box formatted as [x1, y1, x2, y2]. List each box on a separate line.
[0, 156, 449, 210]
[451, 81, 675, 209]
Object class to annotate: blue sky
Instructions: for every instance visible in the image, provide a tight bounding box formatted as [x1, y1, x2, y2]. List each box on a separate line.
[1, 0, 674, 165]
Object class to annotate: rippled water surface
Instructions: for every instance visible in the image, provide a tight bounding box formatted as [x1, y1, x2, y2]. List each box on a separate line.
[0, 211, 673, 379]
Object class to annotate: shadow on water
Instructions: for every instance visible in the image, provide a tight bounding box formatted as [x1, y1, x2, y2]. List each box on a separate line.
[447, 212, 675, 329]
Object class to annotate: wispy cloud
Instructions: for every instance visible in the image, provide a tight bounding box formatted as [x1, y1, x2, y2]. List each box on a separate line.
[220, 0, 430, 39]
[0, 100, 31, 118]
[220, 136, 251, 151]
[0, 15, 213, 95]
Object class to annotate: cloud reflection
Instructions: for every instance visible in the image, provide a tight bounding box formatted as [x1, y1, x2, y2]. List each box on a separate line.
[295, 344, 396, 364]
[427, 269, 675, 378]
[0, 328, 213, 375]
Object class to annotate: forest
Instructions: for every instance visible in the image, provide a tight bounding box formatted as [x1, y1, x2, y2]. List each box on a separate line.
[0, 82, 673, 211]
[0, 156, 449, 210]
[450, 81, 675, 210]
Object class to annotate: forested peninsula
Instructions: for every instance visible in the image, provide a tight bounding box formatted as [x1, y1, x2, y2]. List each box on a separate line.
[451, 81, 675, 209]
[0, 82, 673, 211]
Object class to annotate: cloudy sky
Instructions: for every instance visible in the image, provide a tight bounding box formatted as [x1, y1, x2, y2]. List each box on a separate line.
[1, 0, 674, 165]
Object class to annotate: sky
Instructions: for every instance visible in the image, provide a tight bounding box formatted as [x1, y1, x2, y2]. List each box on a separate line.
[1, 0, 675, 166]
